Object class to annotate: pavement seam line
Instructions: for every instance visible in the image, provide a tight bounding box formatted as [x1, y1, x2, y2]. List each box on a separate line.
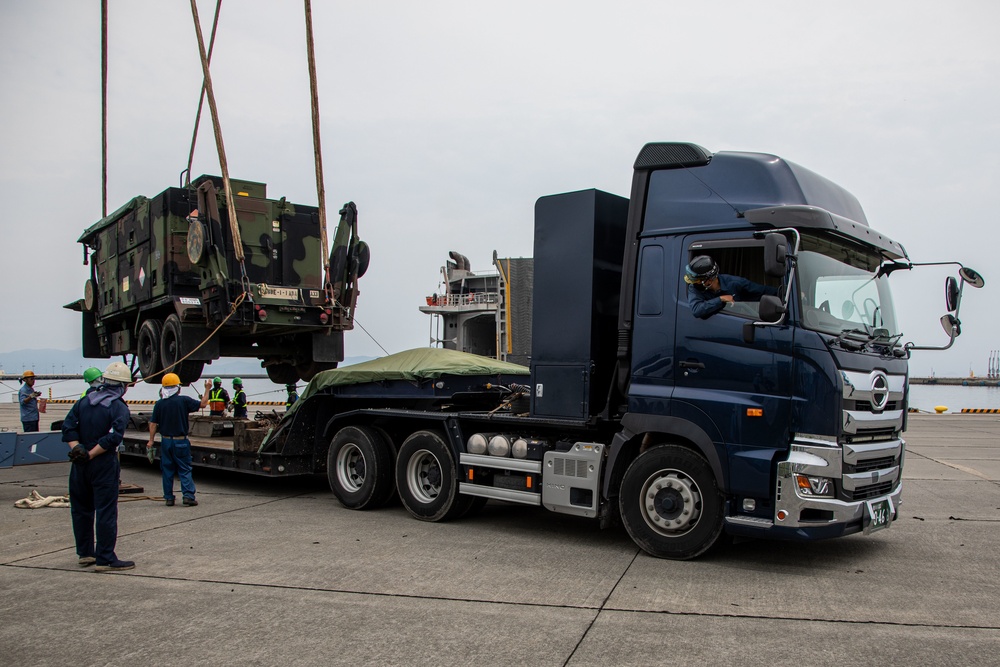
[5, 563, 996, 633]
[561, 548, 643, 667]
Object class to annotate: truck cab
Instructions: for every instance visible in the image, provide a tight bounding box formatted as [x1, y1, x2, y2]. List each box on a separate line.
[616, 145, 908, 551]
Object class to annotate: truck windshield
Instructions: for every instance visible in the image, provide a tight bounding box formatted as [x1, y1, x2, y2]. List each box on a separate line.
[796, 234, 899, 339]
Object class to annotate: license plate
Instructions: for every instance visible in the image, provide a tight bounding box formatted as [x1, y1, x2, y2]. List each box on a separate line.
[257, 285, 299, 300]
[864, 497, 893, 533]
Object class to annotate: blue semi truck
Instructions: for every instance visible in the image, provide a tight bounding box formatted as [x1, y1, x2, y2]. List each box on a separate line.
[122, 142, 982, 559]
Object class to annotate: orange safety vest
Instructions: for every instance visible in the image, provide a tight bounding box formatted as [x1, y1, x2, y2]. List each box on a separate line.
[209, 387, 228, 413]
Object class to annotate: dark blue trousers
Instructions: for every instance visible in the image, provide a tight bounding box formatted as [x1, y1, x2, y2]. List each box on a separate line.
[69, 453, 120, 565]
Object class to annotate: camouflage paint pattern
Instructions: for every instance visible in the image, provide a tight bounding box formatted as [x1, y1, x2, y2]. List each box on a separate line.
[72, 175, 362, 373]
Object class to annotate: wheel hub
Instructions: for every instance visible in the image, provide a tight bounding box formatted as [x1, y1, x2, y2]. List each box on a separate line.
[336, 444, 365, 493]
[408, 450, 442, 503]
[642, 471, 702, 535]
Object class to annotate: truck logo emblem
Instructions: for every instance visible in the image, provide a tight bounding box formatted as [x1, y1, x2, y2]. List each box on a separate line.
[870, 373, 889, 411]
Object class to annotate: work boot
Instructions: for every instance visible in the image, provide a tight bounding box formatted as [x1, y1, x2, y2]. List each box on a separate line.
[165, 498, 174, 506]
[78, 556, 96, 567]
[95, 559, 135, 572]
[182, 497, 198, 506]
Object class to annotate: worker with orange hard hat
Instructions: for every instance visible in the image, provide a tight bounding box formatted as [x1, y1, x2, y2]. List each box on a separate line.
[146, 373, 210, 507]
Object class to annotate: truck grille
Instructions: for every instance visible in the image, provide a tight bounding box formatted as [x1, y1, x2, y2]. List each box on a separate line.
[844, 480, 894, 501]
[849, 456, 897, 473]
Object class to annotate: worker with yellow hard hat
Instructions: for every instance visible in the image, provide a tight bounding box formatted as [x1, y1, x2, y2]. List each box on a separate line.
[146, 373, 211, 507]
[18, 370, 41, 432]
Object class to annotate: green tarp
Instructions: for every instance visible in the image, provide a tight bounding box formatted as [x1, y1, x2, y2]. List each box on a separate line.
[289, 348, 530, 415]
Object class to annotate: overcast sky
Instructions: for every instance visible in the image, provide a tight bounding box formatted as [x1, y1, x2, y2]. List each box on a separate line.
[1, 1, 996, 377]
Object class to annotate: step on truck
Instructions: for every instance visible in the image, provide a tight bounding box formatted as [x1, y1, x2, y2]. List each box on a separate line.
[65, 175, 369, 385]
[123, 143, 983, 559]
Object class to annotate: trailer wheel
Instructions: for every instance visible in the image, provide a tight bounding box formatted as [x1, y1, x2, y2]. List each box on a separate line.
[396, 430, 472, 522]
[327, 426, 395, 510]
[137, 319, 163, 383]
[619, 445, 724, 560]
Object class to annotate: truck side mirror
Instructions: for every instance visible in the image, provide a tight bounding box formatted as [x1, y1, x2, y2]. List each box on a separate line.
[940, 313, 961, 339]
[758, 295, 786, 323]
[945, 276, 960, 312]
[764, 233, 787, 278]
[959, 266, 985, 288]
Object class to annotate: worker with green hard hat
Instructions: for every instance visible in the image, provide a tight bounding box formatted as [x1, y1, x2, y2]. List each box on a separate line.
[80, 367, 103, 398]
[207, 376, 230, 416]
[231, 378, 248, 419]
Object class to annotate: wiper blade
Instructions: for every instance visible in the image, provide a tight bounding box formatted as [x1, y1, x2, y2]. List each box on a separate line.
[832, 328, 873, 351]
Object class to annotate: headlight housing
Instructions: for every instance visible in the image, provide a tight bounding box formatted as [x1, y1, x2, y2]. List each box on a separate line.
[795, 474, 834, 498]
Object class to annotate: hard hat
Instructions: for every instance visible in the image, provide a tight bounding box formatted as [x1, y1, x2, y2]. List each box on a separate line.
[162, 373, 181, 387]
[233, 377, 243, 386]
[22, 370, 35, 379]
[83, 367, 103, 384]
[103, 361, 133, 384]
[213, 376, 222, 384]
[685, 255, 719, 284]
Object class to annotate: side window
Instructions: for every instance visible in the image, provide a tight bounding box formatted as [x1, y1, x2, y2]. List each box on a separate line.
[684, 242, 779, 319]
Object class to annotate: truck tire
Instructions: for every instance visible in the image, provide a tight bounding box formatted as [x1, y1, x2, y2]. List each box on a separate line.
[395, 430, 472, 522]
[265, 363, 299, 385]
[327, 426, 395, 510]
[137, 319, 163, 383]
[160, 314, 205, 385]
[619, 445, 724, 560]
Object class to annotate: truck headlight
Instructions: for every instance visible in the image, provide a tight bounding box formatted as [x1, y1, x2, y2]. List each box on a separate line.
[795, 474, 834, 498]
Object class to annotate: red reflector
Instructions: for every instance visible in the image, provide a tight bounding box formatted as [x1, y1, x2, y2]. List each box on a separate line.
[319, 312, 329, 324]
[258, 309, 268, 321]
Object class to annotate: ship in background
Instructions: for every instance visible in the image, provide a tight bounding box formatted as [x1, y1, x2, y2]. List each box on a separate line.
[419, 251, 533, 367]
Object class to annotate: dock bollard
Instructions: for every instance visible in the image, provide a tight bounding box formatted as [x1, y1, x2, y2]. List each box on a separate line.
[934, 405, 948, 414]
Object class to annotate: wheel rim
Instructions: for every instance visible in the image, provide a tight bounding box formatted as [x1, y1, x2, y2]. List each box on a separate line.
[405, 448, 442, 504]
[639, 468, 702, 537]
[336, 443, 366, 493]
[162, 330, 179, 367]
[139, 332, 156, 372]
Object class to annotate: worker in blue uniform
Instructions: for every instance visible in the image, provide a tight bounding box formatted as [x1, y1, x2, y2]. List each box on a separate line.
[685, 255, 778, 319]
[231, 378, 248, 419]
[19, 370, 41, 432]
[146, 373, 211, 507]
[61, 361, 135, 571]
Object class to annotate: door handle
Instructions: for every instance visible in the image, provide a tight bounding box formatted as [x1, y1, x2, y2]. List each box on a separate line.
[679, 360, 705, 369]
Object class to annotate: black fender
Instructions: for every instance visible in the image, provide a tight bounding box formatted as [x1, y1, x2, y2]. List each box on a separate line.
[603, 413, 729, 499]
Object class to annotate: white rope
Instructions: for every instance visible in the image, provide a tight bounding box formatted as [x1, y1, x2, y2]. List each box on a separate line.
[14, 490, 70, 509]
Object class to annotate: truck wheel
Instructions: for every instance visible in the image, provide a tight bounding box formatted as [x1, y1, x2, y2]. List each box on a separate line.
[327, 426, 395, 510]
[137, 319, 163, 383]
[160, 314, 204, 384]
[265, 363, 299, 385]
[395, 430, 472, 522]
[619, 445, 724, 560]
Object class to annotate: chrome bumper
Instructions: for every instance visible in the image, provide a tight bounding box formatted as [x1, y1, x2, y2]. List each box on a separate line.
[725, 436, 904, 536]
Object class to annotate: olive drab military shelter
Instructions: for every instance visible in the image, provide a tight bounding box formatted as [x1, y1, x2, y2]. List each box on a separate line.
[66, 175, 367, 386]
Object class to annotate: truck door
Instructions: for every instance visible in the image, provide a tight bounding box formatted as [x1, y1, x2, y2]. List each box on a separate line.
[671, 234, 793, 499]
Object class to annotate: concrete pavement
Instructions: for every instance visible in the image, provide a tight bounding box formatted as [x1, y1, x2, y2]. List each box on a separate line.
[1, 414, 998, 666]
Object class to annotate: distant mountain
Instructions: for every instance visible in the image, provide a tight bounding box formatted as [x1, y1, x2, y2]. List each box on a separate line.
[0, 348, 376, 378]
